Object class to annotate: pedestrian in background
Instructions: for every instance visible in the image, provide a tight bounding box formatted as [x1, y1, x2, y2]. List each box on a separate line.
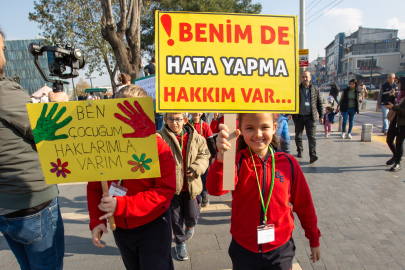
[275, 113, 290, 154]
[291, 70, 324, 163]
[144, 57, 155, 76]
[384, 77, 405, 172]
[329, 81, 340, 104]
[336, 79, 361, 139]
[378, 73, 397, 135]
[359, 82, 368, 102]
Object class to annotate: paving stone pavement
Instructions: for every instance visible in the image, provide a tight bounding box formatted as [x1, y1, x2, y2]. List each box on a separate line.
[2, 109, 405, 270]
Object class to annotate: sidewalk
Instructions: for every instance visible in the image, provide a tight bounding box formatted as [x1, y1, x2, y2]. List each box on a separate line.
[2, 111, 405, 269]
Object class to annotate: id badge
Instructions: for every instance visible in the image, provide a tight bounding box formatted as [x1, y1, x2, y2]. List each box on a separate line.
[257, 224, 275, 244]
[109, 182, 128, 197]
[305, 101, 310, 106]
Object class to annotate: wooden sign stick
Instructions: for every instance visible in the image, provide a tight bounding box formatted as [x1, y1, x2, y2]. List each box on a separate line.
[223, 114, 237, 191]
[101, 181, 116, 231]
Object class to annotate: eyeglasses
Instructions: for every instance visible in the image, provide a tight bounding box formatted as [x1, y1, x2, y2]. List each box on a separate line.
[167, 118, 183, 123]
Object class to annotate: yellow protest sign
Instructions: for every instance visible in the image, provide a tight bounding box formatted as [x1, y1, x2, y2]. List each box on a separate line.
[155, 11, 298, 113]
[26, 98, 160, 184]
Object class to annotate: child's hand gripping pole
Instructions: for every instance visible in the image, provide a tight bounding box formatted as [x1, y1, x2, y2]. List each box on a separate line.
[101, 181, 117, 231]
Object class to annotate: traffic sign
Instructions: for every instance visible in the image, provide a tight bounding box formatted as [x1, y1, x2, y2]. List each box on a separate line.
[299, 49, 308, 67]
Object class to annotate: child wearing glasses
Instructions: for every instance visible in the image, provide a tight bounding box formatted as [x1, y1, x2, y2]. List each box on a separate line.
[207, 113, 321, 270]
[157, 113, 210, 261]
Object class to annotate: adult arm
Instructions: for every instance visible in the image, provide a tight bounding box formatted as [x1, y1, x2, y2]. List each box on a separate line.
[316, 87, 324, 119]
[0, 81, 34, 140]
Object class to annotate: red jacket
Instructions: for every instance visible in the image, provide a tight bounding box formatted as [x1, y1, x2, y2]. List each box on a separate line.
[87, 136, 176, 231]
[207, 147, 321, 253]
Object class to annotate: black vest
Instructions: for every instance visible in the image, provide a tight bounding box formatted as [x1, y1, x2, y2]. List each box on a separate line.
[340, 87, 359, 113]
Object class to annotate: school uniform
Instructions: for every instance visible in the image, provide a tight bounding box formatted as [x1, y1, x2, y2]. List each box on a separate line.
[87, 136, 176, 270]
[207, 147, 321, 270]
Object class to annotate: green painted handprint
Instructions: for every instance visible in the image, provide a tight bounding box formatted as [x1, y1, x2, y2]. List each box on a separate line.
[32, 103, 73, 144]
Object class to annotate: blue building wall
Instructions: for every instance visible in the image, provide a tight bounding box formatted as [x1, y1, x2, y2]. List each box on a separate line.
[4, 39, 59, 95]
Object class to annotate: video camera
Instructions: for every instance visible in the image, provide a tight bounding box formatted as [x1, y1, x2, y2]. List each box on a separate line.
[29, 42, 85, 92]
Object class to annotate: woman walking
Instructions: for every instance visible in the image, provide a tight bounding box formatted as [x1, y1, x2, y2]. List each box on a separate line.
[336, 79, 361, 139]
[384, 77, 405, 172]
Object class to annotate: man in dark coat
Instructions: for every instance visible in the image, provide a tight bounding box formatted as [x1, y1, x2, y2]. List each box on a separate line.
[144, 57, 155, 76]
[329, 81, 340, 104]
[291, 71, 324, 163]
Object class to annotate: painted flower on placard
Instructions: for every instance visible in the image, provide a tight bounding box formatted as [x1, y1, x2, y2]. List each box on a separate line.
[128, 153, 152, 173]
[50, 158, 71, 178]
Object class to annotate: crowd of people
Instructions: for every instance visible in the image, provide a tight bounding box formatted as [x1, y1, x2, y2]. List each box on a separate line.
[1, 25, 405, 270]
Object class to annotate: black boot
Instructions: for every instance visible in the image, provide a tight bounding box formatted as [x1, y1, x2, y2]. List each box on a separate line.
[386, 157, 396, 165]
[390, 164, 401, 172]
[297, 152, 302, 158]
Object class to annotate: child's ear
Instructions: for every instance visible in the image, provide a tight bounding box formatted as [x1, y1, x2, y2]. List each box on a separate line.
[164, 117, 167, 123]
[184, 117, 188, 124]
[273, 123, 278, 132]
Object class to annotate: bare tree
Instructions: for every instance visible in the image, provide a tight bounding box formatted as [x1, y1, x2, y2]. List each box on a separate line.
[101, 0, 143, 81]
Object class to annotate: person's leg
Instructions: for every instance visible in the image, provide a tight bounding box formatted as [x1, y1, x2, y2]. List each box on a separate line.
[0, 216, 31, 269]
[263, 238, 296, 270]
[324, 123, 328, 136]
[182, 192, 199, 230]
[304, 117, 317, 158]
[329, 122, 333, 133]
[348, 107, 356, 134]
[341, 111, 349, 133]
[394, 134, 405, 165]
[170, 194, 186, 244]
[293, 116, 305, 154]
[200, 170, 208, 198]
[382, 106, 389, 132]
[228, 238, 261, 270]
[3, 197, 65, 270]
[386, 130, 397, 158]
[138, 210, 174, 270]
[113, 228, 141, 270]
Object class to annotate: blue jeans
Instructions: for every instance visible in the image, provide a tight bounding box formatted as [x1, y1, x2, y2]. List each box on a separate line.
[381, 105, 389, 132]
[0, 197, 64, 270]
[341, 107, 356, 133]
[155, 115, 165, 131]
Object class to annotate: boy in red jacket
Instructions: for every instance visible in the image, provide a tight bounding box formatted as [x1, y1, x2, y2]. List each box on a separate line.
[87, 85, 176, 270]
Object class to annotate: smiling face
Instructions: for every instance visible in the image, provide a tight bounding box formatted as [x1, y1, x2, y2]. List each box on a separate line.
[239, 113, 276, 158]
[191, 113, 202, 123]
[165, 113, 187, 135]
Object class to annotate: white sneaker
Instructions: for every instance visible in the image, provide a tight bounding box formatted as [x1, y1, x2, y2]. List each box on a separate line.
[347, 133, 352, 139]
[341, 133, 345, 139]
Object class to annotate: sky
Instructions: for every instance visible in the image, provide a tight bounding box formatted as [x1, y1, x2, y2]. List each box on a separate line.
[1, 0, 405, 87]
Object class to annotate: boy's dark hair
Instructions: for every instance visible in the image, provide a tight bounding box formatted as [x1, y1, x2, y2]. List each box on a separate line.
[151, 56, 155, 63]
[398, 77, 405, 92]
[236, 113, 278, 153]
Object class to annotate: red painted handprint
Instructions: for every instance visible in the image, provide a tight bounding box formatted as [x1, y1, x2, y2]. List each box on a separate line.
[114, 100, 156, 138]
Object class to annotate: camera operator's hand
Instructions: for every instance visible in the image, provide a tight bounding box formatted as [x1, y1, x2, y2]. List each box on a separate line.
[33, 103, 73, 144]
[114, 100, 155, 138]
[49, 91, 69, 102]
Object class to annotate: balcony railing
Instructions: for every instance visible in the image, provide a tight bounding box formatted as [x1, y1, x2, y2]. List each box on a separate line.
[343, 48, 399, 57]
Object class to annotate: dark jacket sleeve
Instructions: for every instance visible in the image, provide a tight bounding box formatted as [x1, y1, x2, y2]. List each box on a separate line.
[206, 137, 217, 158]
[0, 81, 34, 140]
[316, 87, 324, 119]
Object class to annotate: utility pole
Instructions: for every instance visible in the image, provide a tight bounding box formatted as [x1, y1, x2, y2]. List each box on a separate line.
[86, 77, 96, 88]
[299, 0, 306, 80]
[366, 56, 374, 90]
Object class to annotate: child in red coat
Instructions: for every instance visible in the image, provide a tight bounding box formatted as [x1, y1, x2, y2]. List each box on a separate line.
[207, 113, 321, 270]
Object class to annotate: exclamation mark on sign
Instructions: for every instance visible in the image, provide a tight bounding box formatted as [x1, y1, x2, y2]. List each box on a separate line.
[161, 14, 174, 46]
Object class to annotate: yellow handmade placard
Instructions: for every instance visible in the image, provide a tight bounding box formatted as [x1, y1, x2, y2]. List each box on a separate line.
[26, 98, 160, 184]
[155, 11, 298, 113]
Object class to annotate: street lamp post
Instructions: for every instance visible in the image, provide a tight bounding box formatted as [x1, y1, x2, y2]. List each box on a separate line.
[366, 56, 374, 90]
[299, 0, 306, 79]
[86, 77, 96, 88]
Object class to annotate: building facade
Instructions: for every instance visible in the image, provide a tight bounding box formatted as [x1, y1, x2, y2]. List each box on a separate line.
[3, 38, 60, 95]
[325, 33, 345, 85]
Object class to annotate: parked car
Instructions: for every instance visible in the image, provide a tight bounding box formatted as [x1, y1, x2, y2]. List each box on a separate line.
[320, 83, 332, 92]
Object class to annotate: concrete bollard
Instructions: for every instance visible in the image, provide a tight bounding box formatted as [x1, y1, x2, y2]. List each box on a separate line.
[361, 123, 373, 142]
[338, 115, 343, 132]
[361, 100, 367, 110]
[376, 102, 381, 112]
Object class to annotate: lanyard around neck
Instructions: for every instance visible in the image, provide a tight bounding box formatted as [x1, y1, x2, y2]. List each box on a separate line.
[180, 130, 184, 151]
[248, 145, 275, 225]
[191, 119, 203, 135]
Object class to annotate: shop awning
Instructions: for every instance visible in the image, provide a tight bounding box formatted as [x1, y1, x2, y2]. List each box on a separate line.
[395, 71, 405, 77]
[354, 72, 387, 78]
